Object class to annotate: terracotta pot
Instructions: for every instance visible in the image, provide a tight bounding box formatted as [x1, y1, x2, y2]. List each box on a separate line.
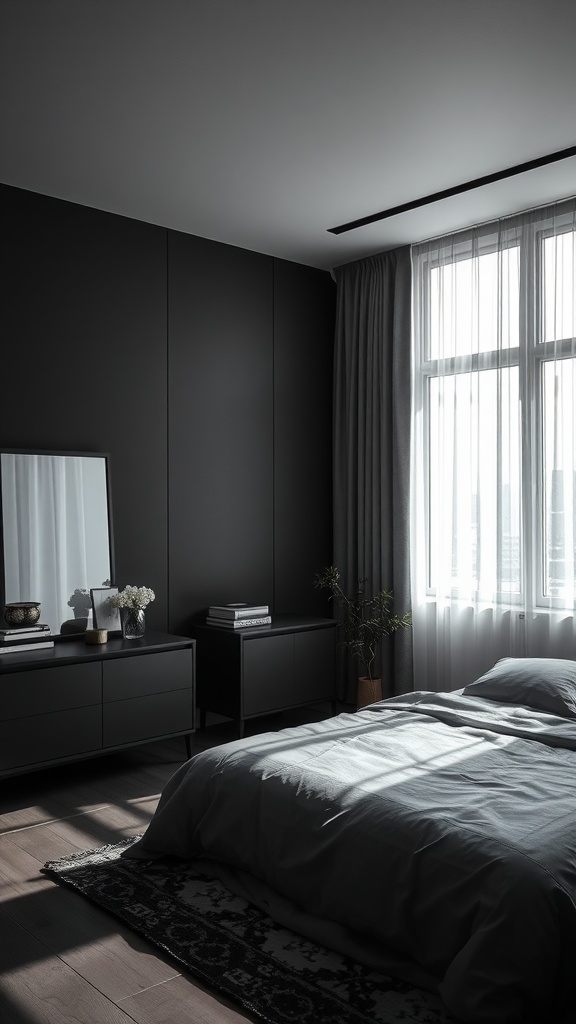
[357, 676, 383, 710]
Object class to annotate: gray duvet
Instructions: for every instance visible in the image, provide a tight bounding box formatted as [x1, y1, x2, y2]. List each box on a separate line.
[125, 692, 576, 1023]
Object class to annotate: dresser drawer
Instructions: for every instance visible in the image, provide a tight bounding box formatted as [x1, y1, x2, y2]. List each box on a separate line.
[103, 688, 193, 747]
[0, 706, 102, 770]
[1, 662, 102, 721]
[103, 648, 193, 702]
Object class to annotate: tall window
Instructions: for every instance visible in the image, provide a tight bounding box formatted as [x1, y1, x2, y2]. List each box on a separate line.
[411, 199, 576, 690]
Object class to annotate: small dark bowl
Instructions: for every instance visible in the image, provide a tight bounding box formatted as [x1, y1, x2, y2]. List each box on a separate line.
[4, 602, 42, 627]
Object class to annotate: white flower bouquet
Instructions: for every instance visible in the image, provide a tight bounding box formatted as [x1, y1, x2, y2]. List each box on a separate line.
[109, 585, 155, 610]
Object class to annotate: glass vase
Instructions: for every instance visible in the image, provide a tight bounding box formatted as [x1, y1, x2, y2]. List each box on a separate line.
[121, 606, 145, 639]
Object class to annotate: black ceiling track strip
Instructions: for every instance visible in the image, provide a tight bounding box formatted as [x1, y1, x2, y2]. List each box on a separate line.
[327, 145, 576, 235]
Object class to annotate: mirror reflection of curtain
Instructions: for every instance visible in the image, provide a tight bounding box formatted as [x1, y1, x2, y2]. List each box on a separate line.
[1, 454, 110, 633]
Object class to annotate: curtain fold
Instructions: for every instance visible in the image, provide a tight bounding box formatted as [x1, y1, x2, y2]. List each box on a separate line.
[333, 247, 412, 702]
[411, 197, 576, 692]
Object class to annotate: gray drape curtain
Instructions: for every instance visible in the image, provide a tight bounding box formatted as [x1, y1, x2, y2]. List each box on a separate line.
[332, 247, 412, 702]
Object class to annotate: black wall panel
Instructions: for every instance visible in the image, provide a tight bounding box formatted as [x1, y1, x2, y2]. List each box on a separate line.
[1, 186, 169, 630]
[273, 260, 335, 615]
[1, 184, 335, 639]
[167, 231, 274, 633]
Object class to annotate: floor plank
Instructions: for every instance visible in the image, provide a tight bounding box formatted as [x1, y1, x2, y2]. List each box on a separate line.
[0, 750, 181, 835]
[0, 828, 181, 1002]
[0, 908, 140, 1024]
[118, 972, 260, 1024]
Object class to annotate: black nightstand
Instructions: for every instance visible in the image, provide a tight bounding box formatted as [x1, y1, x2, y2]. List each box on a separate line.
[192, 614, 337, 737]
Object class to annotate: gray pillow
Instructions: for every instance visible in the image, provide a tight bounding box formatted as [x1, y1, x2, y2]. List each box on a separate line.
[462, 657, 576, 719]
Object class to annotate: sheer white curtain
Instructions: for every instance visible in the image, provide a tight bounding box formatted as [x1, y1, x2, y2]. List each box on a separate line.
[411, 197, 576, 691]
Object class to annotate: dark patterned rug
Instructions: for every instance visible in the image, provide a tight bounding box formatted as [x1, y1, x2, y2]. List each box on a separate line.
[43, 836, 455, 1024]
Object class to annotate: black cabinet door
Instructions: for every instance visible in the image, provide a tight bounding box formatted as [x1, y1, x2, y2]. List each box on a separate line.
[242, 634, 294, 716]
[294, 629, 336, 704]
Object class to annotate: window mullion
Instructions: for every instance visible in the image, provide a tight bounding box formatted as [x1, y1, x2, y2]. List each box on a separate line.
[519, 220, 537, 613]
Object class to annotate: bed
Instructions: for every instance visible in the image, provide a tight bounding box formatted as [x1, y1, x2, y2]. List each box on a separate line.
[124, 657, 576, 1023]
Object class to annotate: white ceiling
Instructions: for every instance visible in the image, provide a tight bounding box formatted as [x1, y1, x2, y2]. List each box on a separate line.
[1, 0, 575, 271]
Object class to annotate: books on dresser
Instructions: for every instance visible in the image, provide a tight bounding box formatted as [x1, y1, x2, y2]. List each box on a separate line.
[0, 640, 55, 653]
[0, 624, 52, 642]
[206, 603, 271, 628]
[0, 623, 54, 654]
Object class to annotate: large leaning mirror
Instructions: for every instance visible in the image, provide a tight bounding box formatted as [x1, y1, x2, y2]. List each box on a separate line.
[0, 449, 115, 637]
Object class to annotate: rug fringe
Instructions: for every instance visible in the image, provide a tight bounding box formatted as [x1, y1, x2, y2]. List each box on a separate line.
[42, 834, 143, 874]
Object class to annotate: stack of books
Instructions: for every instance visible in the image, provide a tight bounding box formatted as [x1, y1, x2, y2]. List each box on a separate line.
[0, 623, 54, 654]
[206, 603, 271, 629]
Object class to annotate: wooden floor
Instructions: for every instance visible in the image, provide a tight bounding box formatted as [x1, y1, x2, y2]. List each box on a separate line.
[0, 705, 338, 1024]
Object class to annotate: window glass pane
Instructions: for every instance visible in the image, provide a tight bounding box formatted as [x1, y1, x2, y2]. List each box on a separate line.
[429, 368, 520, 596]
[429, 247, 519, 359]
[542, 359, 576, 600]
[542, 232, 576, 343]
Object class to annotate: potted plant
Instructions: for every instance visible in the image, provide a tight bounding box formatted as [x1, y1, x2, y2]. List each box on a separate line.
[314, 566, 412, 708]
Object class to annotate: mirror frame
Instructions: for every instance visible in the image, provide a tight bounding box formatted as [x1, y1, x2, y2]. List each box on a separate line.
[0, 448, 116, 639]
